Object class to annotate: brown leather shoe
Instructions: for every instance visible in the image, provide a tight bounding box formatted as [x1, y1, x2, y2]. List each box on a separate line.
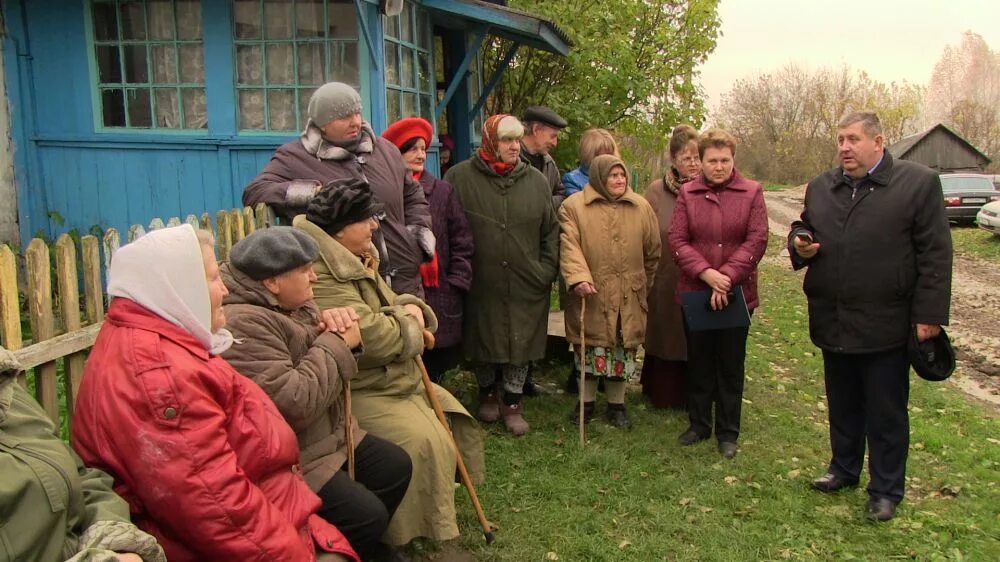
[500, 402, 530, 436]
[476, 391, 501, 423]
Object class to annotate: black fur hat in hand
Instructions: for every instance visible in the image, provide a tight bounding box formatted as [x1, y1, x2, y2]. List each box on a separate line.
[306, 178, 384, 235]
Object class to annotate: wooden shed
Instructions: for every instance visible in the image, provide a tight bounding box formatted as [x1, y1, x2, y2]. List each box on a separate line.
[888, 123, 991, 173]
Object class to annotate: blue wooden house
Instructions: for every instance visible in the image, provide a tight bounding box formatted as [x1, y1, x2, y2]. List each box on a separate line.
[0, 0, 570, 244]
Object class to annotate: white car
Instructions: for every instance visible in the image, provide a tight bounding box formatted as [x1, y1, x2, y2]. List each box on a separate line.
[976, 200, 1000, 237]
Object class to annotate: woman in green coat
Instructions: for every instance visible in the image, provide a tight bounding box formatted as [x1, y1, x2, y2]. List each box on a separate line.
[444, 114, 560, 436]
[293, 180, 484, 547]
[0, 347, 165, 562]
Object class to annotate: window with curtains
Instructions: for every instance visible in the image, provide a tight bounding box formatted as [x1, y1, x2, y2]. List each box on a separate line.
[383, 1, 434, 125]
[233, 0, 360, 132]
[89, 0, 206, 129]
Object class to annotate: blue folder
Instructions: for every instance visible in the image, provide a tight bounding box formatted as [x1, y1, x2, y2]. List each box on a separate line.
[680, 286, 751, 332]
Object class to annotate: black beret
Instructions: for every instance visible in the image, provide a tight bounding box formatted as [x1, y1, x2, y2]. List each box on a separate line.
[522, 105, 567, 129]
[307, 178, 385, 235]
[908, 326, 955, 382]
[229, 226, 319, 280]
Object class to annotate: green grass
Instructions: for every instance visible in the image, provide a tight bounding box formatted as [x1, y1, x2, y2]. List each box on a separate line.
[764, 183, 796, 192]
[445, 236, 1000, 561]
[953, 224, 1000, 263]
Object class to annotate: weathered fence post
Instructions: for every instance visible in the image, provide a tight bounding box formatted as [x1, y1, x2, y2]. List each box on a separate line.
[55, 235, 85, 424]
[25, 239, 58, 421]
[81, 236, 104, 324]
[0, 244, 21, 352]
[216, 210, 232, 262]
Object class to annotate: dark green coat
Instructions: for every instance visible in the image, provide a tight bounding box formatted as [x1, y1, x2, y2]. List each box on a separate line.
[445, 156, 560, 365]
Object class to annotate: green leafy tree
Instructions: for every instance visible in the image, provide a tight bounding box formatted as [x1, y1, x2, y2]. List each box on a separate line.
[482, 0, 721, 184]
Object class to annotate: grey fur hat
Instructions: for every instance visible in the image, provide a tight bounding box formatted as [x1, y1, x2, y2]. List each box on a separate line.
[229, 226, 319, 281]
[307, 82, 363, 126]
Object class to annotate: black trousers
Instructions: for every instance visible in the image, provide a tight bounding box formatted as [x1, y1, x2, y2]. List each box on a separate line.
[316, 434, 413, 561]
[422, 345, 462, 384]
[822, 346, 909, 504]
[684, 324, 749, 443]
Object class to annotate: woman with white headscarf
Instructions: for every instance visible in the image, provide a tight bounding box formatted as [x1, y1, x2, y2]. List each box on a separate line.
[71, 224, 359, 562]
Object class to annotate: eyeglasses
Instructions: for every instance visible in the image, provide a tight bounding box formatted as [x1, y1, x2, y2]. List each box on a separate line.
[373, 210, 386, 221]
[676, 156, 700, 165]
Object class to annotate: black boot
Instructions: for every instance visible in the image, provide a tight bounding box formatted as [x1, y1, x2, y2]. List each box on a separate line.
[606, 403, 632, 429]
[568, 401, 595, 423]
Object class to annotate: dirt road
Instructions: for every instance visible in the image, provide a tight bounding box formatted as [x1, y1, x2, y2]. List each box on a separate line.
[764, 187, 1000, 407]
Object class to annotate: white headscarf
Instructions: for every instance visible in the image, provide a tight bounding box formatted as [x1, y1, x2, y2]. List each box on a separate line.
[107, 224, 234, 355]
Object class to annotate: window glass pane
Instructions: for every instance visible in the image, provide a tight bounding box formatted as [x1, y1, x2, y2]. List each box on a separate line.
[400, 48, 414, 89]
[154, 87, 179, 127]
[299, 88, 317, 125]
[120, 1, 147, 40]
[264, 0, 293, 40]
[93, 2, 119, 41]
[234, 0, 261, 39]
[417, 11, 430, 50]
[386, 90, 400, 123]
[151, 45, 177, 82]
[178, 44, 204, 83]
[268, 89, 296, 130]
[96, 46, 122, 83]
[384, 44, 398, 86]
[329, 1, 357, 38]
[330, 42, 359, 86]
[418, 51, 431, 93]
[102, 89, 126, 126]
[147, 0, 175, 39]
[420, 95, 433, 121]
[239, 89, 266, 129]
[295, 0, 324, 38]
[400, 2, 413, 43]
[181, 87, 207, 128]
[384, 14, 398, 39]
[297, 43, 324, 85]
[123, 45, 149, 83]
[175, 0, 202, 39]
[266, 43, 294, 84]
[236, 45, 263, 85]
[127, 88, 152, 127]
[401, 91, 417, 118]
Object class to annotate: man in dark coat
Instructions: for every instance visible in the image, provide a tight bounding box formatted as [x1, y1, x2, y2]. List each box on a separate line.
[242, 82, 434, 298]
[789, 111, 952, 522]
[520, 105, 567, 208]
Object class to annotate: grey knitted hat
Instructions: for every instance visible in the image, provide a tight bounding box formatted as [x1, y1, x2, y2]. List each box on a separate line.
[229, 226, 319, 281]
[307, 82, 363, 126]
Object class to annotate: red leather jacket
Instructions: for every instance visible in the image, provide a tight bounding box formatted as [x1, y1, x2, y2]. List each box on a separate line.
[72, 298, 359, 562]
[667, 170, 769, 310]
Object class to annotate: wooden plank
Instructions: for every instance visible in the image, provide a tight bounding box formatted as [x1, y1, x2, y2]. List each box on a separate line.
[253, 203, 272, 230]
[128, 224, 146, 242]
[0, 244, 22, 351]
[185, 214, 199, 228]
[547, 310, 565, 338]
[55, 235, 86, 422]
[216, 210, 232, 262]
[81, 236, 104, 323]
[103, 228, 121, 266]
[148, 217, 166, 231]
[200, 212, 213, 235]
[231, 209, 246, 243]
[25, 239, 58, 421]
[167, 216, 182, 227]
[242, 207, 256, 236]
[12, 323, 102, 370]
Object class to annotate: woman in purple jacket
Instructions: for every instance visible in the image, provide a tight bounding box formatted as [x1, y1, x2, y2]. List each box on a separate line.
[667, 128, 769, 460]
[383, 118, 474, 382]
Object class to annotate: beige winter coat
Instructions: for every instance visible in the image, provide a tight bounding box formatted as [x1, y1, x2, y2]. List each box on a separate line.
[220, 263, 365, 492]
[559, 155, 661, 349]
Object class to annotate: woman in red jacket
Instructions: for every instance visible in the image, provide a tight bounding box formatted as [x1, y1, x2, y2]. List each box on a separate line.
[667, 128, 769, 460]
[71, 224, 359, 562]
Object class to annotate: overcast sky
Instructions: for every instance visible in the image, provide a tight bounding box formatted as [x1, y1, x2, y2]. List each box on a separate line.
[697, 0, 1000, 112]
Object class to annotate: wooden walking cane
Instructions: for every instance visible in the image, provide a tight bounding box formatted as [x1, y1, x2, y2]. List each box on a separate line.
[344, 380, 355, 480]
[578, 297, 587, 448]
[419, 330, 497, 545]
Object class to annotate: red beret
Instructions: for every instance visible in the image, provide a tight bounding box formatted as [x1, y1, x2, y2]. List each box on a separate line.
[382, 117, 433, 150]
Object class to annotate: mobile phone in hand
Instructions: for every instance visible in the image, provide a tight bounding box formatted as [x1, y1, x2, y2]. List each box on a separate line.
[795, 232, 814, 244]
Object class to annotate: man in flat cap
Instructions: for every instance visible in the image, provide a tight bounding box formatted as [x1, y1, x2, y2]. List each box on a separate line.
[521, 105, 567, 208]
[243, 82, 434, 298]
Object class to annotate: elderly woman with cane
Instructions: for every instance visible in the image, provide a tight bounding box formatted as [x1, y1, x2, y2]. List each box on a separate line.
[559, 154, 661, 428]
[293, 180, 485, 548]
[72, 225, 359, 562]
[220, 227, 413, 562]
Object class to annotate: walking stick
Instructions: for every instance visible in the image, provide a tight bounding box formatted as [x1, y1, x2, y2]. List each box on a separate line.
[419, 330, 497, 545]
[344, 380, 355, 480]
[578, 297, 587, 449]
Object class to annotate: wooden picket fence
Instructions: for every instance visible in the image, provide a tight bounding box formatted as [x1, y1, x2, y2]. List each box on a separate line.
[0, 203, 276, 432]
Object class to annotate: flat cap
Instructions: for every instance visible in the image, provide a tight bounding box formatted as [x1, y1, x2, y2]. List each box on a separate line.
[522, 105, 567, 129]
[229, 226, 319, 280]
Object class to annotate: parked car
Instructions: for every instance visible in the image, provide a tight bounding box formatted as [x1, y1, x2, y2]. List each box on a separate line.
[976, 200, 1000, 237]
[940, 174, 1000, 224]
